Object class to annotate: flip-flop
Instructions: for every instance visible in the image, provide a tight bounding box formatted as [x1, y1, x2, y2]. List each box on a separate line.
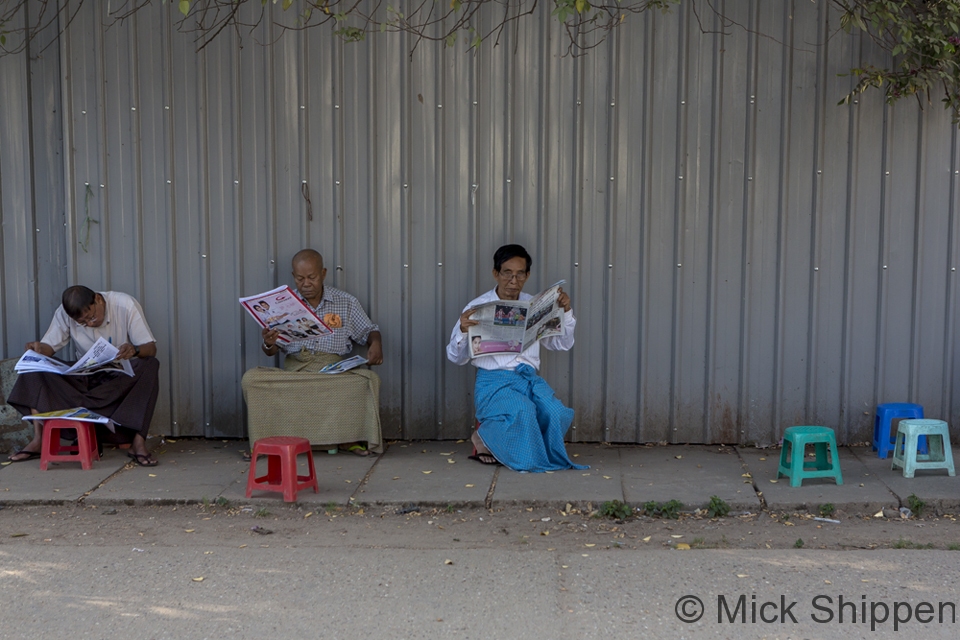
[8, 449, 41, 463]
[338, 444, 372, 457]
[127, 452, 158, 467]
[468, 451, 500, 466]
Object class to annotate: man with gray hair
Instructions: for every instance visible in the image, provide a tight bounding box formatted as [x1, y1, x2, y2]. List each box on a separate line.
[241, 249, 383, 455]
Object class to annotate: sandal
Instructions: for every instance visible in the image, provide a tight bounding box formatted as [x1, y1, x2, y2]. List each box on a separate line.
[8, 449, 41, 463]
[127, 452, 158, 467]
[468, 446, 500, 466]
[338, 444, 372, 457]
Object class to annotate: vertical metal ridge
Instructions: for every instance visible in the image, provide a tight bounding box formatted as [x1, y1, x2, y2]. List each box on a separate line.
[668, 0, 689, 442]
[908, 108, 926, 401]
[772, 0, 794, 440]
[839, 27, 861, 441]
[874, 99, 891, 405]
[944, 126, 960, 422]
[602, 27, 619, 442]
[736, 0, 759, 441]
[703, 0, 723, 443]
[635, 8, 654, 443]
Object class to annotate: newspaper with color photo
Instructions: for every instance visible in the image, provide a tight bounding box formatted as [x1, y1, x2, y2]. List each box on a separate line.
[466, 280, 566, 358]
[239, 285, 333, 344]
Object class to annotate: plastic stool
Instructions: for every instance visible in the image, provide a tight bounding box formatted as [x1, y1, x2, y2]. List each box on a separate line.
[246, 436, 319, 502]
[777, 426, 843, 487]
[39, 419, 100, 470]
[874, 403, 925, 459]
[891, 419, 956, 478]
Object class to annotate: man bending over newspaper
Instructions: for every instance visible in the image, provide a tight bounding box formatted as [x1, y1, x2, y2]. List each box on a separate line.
[7, 286, 160, 466]
[446, 244, 586, 472]
[241, 249, 384, 455]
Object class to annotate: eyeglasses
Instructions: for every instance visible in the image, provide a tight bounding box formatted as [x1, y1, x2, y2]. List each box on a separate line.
[497, 270, 528, 282]
[76, 301, 101, 327]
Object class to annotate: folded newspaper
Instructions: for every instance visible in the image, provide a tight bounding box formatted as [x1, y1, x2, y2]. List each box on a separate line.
[22, 407, 116, 432]
[15, 337, 135, 377]
[318, 355, 368, 374]
[467, 281, 567, 358]
[239, 285, 333, 344]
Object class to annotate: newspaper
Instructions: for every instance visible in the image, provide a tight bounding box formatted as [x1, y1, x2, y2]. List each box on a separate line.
[15, 337, 135, 377]
[467, 281, 567, 358]
[239, 285, 333, 344]
[22, 407, 116, 432]
[318, 355, 368, 374]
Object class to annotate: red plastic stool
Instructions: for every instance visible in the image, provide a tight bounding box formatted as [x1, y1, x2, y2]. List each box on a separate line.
[39, 419, 100, 470]
[245, 436, 319, 502]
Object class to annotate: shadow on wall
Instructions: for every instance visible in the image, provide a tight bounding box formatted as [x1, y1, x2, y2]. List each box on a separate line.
[0, 359, 31, 453]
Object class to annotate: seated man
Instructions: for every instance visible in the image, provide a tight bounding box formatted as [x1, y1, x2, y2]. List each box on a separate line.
[6, 286, 160, 466]
[446, 244, 587, 472]
[241, 249, 384, 455]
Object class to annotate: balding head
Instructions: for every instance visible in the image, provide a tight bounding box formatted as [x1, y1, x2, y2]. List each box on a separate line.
[291, 249, 327, 306]
[292, 248, 324, 271]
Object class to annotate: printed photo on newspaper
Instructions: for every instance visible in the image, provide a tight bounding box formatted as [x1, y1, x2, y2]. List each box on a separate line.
[467, 281, 567, 358]
[22, 407, 116, 432]
[239, 285, 333, 344]
[15, 337, 135, 377]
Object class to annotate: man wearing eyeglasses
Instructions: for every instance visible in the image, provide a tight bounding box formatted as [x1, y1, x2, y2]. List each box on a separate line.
[6, 286, 160, 466]
[446, 244, 586, 473]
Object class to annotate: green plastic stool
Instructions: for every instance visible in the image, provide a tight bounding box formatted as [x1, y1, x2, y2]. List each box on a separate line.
[777, 426, 843, 487]
[891, 419, 956, 478]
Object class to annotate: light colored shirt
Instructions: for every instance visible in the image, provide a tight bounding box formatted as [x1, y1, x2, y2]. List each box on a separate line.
[41, 291, 156, 354]
[446, 288, 576, 371]
[281, 286, 379, 356]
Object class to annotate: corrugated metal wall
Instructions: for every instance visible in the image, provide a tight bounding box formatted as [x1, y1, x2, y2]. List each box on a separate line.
[2, 0, 959, 444]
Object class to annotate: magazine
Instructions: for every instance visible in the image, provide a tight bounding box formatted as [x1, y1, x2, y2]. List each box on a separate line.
[22, 407, 115, 432]
[466, 281, 567, 358]
[239, 285, 333, 344]
[318, 355, 369, 374]
[15, 337, 135, 377]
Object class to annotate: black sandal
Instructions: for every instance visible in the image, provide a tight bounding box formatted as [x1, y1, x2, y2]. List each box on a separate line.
[127, 452, 158, 467]
[468, 451, 500, 466]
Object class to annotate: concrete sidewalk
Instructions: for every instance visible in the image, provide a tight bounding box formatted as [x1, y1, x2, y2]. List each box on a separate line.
[1, 437, 957, 515]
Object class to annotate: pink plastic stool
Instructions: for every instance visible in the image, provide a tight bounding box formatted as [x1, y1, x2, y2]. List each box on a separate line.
[39, 419, 100, 470]
[245, 436, 319, 502]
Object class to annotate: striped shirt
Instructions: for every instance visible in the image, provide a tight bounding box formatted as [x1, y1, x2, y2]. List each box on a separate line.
[281, 286, 378, 356]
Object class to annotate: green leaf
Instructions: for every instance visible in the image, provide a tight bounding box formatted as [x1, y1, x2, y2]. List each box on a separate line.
[445, 32, 457, 47]
[283, 0, 293, 9]
[451, 0, 462, 11]
[179, 0, 190, 16]
[0, 34, 5, 47]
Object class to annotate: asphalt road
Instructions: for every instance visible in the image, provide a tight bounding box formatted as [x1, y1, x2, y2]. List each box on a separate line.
[2, 505, 960, 639]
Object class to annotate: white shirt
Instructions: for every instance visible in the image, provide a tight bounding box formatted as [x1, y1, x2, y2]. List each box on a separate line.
[446, 288, 576, 371]
[41, 291, 156, 354]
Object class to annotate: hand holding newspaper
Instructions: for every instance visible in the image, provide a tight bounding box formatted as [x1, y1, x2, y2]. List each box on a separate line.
[239, 285, 333, 344]
[15, 337, 135, 377]
[467, 281, 567, 358]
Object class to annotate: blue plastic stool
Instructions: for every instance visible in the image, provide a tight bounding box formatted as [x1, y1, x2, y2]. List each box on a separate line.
[777, 426, 843, 487]
[873, 403, 925, 459]
[891, 419, 956, 478]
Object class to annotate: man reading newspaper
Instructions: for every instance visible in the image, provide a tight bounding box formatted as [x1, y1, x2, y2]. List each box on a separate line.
[6, 286, 160, 466]
[241, 249, 384, 455]
[446, 244, 586, 472]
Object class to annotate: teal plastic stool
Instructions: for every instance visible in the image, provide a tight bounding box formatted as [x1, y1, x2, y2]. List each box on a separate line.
[777, 426, 843, 487]
[891, 419, 956, 478]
